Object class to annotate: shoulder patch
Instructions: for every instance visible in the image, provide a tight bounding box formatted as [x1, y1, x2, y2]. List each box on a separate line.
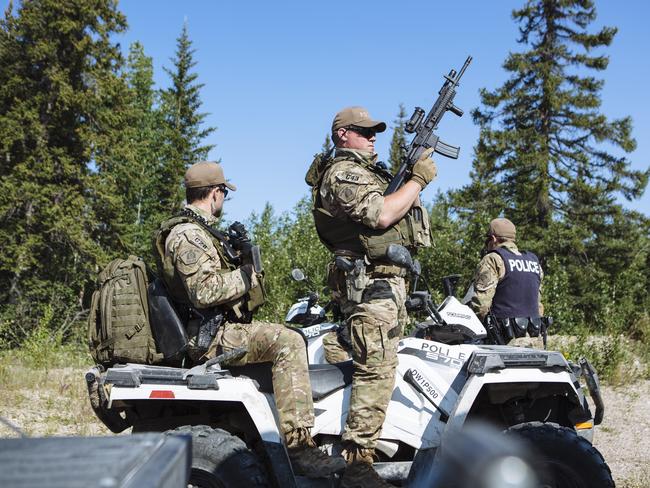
[190, 233, 209, 251]
[179, 248, 200, 266]
[333, 170, 371, 186]
[342, 172, 360, 182]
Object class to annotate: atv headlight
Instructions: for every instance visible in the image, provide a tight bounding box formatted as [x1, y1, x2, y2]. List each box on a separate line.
[468, 353, 505, 374]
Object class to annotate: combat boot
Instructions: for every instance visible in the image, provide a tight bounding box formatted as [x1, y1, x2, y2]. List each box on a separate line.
[286, 428, 346, 478]
[340, 444, 393, 488]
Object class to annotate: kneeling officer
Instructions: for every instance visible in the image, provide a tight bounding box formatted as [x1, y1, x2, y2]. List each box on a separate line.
[154, 161, 345, 478]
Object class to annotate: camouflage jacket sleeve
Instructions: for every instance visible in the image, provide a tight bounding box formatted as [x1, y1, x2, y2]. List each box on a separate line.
[166, 223, 252, 309]
[320, 161, 385, 229]
[468, 253, 504, 321]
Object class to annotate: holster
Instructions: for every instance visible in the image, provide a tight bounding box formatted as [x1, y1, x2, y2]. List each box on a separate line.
[194, 308, 224, 350]
[336, 257, 368, 304]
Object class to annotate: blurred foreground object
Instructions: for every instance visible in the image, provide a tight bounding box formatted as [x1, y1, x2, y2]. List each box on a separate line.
[0, 433, 190, 488]
[409, 422, 537, 488]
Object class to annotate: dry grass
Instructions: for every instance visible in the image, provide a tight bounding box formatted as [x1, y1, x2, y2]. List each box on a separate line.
[0, 346, 110, 437]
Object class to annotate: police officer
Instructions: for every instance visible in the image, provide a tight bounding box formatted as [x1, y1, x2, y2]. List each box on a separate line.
[307, 107, 437, 488]
[154, 161, 345, 478]
[467, 218, 545, 343]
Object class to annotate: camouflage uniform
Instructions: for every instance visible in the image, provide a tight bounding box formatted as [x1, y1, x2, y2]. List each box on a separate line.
[319, 148, 409, 449]
[322, 329, 351, 364]
[165, 204, 314, 435]
[469, 240, 544, 321]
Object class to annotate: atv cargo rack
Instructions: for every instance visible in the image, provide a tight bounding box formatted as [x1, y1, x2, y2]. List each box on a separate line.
[467, 349, 569, 374]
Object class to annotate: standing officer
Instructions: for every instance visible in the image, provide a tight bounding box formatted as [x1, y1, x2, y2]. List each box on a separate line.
[153, 161, 345, 478]
[467, 218, 545, 343]
[306, 107, 437, 487]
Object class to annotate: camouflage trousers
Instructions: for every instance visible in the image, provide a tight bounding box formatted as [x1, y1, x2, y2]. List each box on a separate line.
[322, 329, 352, 364]
[209, 321, 315, 435]
[339, 275, 408, 449]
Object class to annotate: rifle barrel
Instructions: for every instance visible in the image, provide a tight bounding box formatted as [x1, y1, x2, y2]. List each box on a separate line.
[456, 56, 473, 82]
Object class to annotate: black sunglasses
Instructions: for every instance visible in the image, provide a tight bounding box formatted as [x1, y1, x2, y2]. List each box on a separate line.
[217, 185, 229, 198]
[346, 125, 376, 139]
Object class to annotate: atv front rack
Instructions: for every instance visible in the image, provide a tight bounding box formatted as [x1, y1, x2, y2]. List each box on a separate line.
[467, 349, 568, 374]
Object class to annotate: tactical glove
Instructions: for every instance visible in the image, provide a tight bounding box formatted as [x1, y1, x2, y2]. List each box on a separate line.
[410, 147, 437, 190]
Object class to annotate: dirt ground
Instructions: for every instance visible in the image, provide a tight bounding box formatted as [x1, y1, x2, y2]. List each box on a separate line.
[1, 361, 649, 487]
[593, 380, 650, 488]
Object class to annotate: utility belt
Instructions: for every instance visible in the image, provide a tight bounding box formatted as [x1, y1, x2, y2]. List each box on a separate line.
[485, 315, 553, 348]
[328, 256, 406, 304]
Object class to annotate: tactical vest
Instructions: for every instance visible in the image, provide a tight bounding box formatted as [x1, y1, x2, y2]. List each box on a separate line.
[153, 214, 236, 305]
[306, 151, 431, 261]
[490, 247, 541, 319]
[154, 211, 266, 324]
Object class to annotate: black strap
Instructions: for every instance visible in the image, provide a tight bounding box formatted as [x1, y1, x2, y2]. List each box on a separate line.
[179, 208, 240, 263]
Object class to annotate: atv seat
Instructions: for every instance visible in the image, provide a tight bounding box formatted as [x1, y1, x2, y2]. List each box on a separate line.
[309, 361, 353, 401]
[227, 361, 354, 400]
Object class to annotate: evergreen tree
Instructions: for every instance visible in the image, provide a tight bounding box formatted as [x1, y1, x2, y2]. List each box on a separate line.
[159, 22, 216, 215]
[453, 0, 649, 332]
[0, 0, 129, 344]
[388, 104, 408, 175]
[466, 0, 647, 239]
[321, 133, 333, 154]
[116, 42, 166, 257]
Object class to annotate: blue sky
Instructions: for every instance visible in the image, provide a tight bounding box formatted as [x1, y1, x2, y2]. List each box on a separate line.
[11, 0, 650, 222]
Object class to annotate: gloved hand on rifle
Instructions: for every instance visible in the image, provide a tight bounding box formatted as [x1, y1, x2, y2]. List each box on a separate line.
[409, 147, 437, 190]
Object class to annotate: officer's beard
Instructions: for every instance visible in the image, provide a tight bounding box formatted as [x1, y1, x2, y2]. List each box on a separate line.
[211, 201, 223, 218]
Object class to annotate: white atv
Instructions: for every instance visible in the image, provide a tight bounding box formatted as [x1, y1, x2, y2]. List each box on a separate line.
[86, 246, 612, 487]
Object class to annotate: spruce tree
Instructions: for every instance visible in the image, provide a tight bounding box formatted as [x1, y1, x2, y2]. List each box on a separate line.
[321, 133, 333, 154]
[467, 0, 647, 239]
[388, 104, 408, 175]
[117, 42, 165, 257]
[159, 23, 216, 215]
[453, 0, 649, 332]
[0, 0, 129, 342]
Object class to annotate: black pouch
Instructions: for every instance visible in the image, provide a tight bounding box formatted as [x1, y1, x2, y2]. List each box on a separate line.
[528, 317, 542, 337]
[513, 318, 529, 338]
[500, 318, 515, 342]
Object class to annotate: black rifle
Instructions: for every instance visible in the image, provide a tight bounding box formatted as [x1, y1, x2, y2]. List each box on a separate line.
[385, 56, 472, 196]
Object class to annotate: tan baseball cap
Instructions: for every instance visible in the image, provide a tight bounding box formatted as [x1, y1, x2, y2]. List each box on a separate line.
[487, 218, 516, 239]
[184, 161, 237, 190]
[331, 106, 386, 133]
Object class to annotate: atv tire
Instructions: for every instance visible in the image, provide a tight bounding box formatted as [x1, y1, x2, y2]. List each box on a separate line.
[506, 422, 614, 488]
[166, 425, 270, 488]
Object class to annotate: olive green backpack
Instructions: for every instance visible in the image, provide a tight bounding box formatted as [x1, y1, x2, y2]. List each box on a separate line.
[88, 256, 162, 367]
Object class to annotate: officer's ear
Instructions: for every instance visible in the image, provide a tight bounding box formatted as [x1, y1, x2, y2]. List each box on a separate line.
[336, 128, 348, 144]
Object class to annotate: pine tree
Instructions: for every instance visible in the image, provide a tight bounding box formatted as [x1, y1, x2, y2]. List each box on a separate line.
[0, 0, 129, 343]
[388, 104, 408, 175]
[159, 22, 216, 215]
[453, 0, 649, 332]
[468, 0, 647, 239]
[116, 42, 166, 257]
[321, 133, 333, 154]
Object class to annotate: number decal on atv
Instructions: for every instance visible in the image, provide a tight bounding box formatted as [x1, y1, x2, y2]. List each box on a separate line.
[404, 368, 450, 421]
[302, 324, 322, 338]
